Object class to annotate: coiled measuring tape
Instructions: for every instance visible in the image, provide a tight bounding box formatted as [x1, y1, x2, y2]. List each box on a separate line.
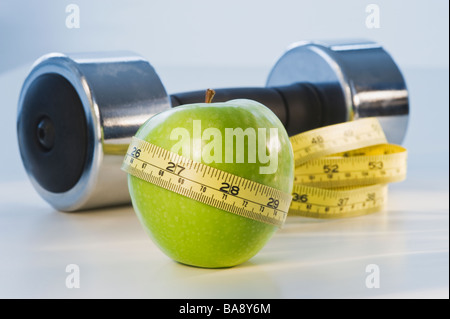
[290, 118, 407, 218]
[122, 118, 407, 226]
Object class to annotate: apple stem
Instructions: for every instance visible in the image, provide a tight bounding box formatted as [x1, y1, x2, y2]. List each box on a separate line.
[205, 89, 216, 103]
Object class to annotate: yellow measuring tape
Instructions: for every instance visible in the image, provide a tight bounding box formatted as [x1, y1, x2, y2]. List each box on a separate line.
[122, 117, 407, 226]
[289, 118, 407, 218]
[121, 138, 292, 227]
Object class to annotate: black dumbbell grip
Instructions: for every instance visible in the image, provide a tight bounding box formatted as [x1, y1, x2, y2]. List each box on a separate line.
[170, 83, 323, 136]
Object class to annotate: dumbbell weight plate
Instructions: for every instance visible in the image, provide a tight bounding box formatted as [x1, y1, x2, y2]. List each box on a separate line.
[17, 52, 170, 211]
[267, 39, 409, 145]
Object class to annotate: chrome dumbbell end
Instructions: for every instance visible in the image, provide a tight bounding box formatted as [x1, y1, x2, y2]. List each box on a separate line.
[17, 52, 171, 211]
[268, 39, 409, 144]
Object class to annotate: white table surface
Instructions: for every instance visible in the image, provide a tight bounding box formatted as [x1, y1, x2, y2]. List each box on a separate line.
[0, 66, 448, 299]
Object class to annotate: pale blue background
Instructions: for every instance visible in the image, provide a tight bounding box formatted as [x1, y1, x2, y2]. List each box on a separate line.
[0, 0, 448, 71]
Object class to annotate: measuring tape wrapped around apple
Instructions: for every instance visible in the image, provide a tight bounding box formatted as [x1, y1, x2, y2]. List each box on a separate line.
[121, 94, 407, 268]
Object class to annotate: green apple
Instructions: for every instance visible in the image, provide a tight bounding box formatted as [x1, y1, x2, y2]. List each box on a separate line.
[128, 99, 294, 268]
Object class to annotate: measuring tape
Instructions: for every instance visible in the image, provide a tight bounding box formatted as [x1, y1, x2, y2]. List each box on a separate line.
[289, 118, 407, 218]
[290, 184, 388, 218]
[122, 117, 407, 225]
[121, 137, 292, 227]
[294, 144, 407, 188]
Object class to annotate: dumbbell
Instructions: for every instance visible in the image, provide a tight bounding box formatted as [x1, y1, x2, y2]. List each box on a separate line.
[17, 39, 409, 212]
